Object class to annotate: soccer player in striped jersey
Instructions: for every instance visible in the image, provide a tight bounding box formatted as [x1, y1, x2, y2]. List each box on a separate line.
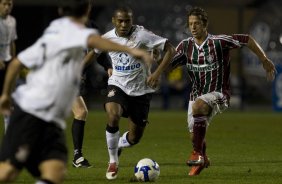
[170, 7, 276, 176]
[103, 7, 176, 180]
[0, 0, 17, 131]
[0, 1, 153, 184]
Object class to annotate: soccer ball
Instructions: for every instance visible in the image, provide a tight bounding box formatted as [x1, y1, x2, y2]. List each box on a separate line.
[134, 158, 160, 182]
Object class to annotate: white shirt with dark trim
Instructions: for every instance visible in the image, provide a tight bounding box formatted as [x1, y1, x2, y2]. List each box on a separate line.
[103, 25, 167, 96]
[12, 17, 98, 129]
[0, 15, 17, 61]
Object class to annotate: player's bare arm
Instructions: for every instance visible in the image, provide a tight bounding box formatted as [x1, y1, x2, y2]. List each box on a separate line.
[87, 34, 153, 67]
[147, 42, 176, 88]
[246, 35, 276, 81]
[10, 41, 16, 59]
[0, 58, 23, 115]
[81, 49, 96, 70]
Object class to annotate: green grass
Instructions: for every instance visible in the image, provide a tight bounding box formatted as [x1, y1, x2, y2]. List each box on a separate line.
[1, 110, 282, 183]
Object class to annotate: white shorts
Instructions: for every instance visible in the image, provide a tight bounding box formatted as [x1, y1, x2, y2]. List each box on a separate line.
[187, 92, 229, 132]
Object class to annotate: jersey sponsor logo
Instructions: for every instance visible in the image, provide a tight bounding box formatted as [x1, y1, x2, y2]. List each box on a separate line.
[115, 53, 141, 72]
[187, 62, 219, 72]
[115, 63, 141, 71]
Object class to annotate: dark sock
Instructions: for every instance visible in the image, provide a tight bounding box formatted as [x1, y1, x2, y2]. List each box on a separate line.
[35, 179, 55, 184]
[203, 140, 207, 156]
[106, 124, 119, 133]
[192, 115, 207, 154]
[72, 119, 85, 157]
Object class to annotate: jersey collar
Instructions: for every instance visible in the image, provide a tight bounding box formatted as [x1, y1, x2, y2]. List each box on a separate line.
[193, 33, 211, 49]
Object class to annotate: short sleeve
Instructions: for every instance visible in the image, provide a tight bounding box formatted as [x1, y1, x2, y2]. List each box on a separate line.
[17, 38, 45, 68]
[138, 29, 167, 51]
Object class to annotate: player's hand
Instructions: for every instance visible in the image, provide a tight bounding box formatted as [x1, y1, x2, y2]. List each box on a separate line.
[0, 60, 5, 70]
[0, 95, 12, 116]
[147, 73, 160, 89]
[262, 58, 276, 81]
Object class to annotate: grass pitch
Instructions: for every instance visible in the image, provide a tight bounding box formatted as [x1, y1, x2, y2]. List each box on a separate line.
[1, 110, 282, 184]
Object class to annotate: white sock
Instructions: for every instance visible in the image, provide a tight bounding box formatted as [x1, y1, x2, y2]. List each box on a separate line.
[4, 115, 10, 133]
[106, 130, 119, 164]
[118, 131, 131, 148]
[35, 182, 45, 184]
[35, 179, 54, 184]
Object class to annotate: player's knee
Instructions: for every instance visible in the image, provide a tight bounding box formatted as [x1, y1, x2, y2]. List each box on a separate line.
[0, 163, 18, 182]
[40, 160, 66, 184]
[192, 99, 210, 115]
[74, 108, 88, 120]
[0, 173, 13, 183]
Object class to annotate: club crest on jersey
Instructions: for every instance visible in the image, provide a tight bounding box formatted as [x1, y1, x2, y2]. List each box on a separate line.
[118, 53, 130, 65]
[206, 55, 214, 63]
[108, 89, 116, 97]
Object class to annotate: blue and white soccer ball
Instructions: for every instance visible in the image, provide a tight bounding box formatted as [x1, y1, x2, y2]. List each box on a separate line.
[134, 158, 160, 182]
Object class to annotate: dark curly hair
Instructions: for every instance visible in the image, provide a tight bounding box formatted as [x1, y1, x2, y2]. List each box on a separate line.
[188, 7, 208, 27]
[113, 6, 133, 17]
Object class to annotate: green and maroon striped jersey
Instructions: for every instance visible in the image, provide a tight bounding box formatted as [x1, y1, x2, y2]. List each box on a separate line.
[171, 34, 249, 101]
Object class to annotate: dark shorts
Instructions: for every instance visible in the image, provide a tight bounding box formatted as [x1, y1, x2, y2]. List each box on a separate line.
[105, 85, 152, 127]
[0, 104, 68, 177]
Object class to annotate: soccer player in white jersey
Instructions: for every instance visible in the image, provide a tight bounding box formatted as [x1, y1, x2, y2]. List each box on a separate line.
[0, 1, 153, 184]
[169, 7, 276, 176]
[103, 7, 176, 180]
[0, 0, 17, 131]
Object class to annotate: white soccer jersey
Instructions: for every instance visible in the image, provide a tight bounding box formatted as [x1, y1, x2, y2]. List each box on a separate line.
[103, 25, 167, 96]
[12, 17, 98, 129]
[0, 15, 17, 61]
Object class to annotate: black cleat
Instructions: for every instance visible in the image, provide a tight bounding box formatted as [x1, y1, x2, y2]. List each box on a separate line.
[72, 156, 92, 168]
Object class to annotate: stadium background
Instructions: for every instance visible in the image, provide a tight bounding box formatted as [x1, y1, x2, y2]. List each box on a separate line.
[12, 0, 282, 111]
